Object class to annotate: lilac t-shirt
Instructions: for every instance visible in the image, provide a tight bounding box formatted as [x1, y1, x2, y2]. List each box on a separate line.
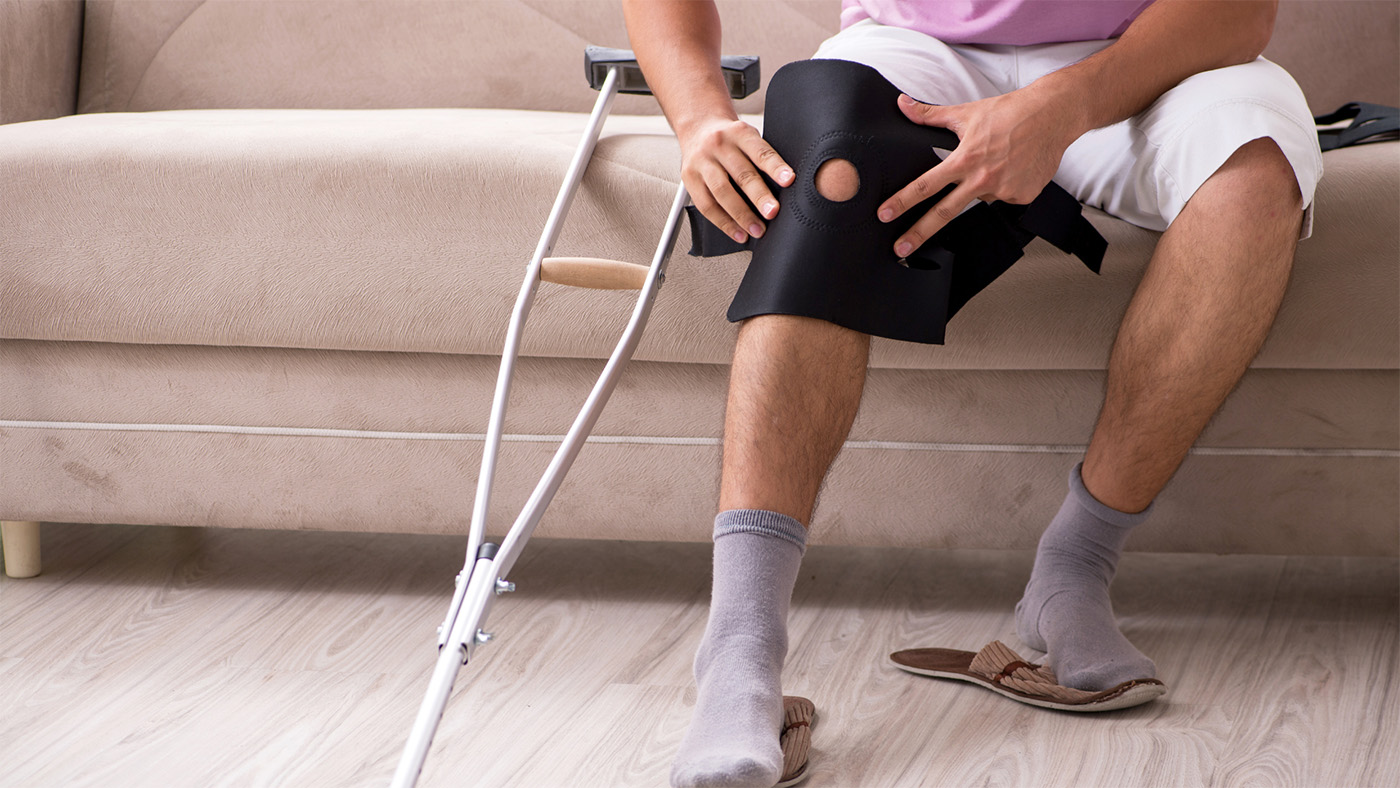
[840, 0, 1155, 46]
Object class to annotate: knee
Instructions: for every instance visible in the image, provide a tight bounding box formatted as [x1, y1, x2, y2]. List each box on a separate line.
[1221, 137, 1303, 212]
[814, 158, 860, 202]
[738, 314, 870, 354]
[1185, 137, 1305, 239]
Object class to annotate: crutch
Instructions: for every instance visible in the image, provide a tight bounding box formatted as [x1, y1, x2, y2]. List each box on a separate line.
[390, 46, 760, 788]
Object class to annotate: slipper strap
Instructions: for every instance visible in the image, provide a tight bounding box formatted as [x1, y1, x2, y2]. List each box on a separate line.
[968, 641, 1099, 703]
[779, 697, 814, 784]
[992, 659, 1039, 682]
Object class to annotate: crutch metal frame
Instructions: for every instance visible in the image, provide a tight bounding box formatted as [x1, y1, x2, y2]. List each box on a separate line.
[390, 47, 758, 788]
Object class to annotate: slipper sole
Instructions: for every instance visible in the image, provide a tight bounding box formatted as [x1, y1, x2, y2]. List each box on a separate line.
[776, 764, 808, 788]
[890, 647, 1166, 713]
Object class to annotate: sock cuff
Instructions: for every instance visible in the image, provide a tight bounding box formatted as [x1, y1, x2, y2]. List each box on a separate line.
[714, 509, 808, 553]
[1069, 463, 1154, 529]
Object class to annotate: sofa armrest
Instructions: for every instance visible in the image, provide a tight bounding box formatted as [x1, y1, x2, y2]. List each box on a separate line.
[0, 0, 84, 125]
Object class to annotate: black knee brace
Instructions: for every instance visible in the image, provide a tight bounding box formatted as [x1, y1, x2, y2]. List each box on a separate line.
[686, 59, 1107, 345]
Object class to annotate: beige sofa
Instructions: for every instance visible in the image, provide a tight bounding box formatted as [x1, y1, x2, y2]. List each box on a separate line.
[2, 0, 1397, 578]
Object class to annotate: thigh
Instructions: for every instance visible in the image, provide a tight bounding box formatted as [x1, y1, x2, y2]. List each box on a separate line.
[810, 19, 1008, 107]
[1057, 57, 1324, 236]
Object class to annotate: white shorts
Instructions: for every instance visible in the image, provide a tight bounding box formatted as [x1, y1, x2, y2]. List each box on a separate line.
[812, 19, 1323, 238]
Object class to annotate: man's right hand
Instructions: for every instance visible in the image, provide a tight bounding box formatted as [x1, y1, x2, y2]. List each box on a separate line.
[622, 0, 794, 244]
[678, 117, 795, 244]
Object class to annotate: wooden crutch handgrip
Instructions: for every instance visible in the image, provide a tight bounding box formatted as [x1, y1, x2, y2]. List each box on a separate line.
[540, 257, 650, 290]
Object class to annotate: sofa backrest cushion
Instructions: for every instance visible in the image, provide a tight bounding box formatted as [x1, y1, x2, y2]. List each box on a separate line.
[75, 0, 833, 116]
[1267, 0, 1399, 114]
[77, 0, 1397, 117]
[1, 0, 84, 124]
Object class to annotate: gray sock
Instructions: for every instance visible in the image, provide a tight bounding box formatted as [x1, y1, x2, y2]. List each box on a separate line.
[1014, 463, 1157, 691]
[671, 509, 807, 788]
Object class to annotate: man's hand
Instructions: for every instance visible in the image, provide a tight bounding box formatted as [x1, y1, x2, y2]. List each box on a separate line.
[874, 0, 1278, 259]
[621, 0, 795, 244]
[877, 86, 1078, 258]
[679, 117, 795, 244]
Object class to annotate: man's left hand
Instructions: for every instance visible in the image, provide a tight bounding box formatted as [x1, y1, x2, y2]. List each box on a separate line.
[877, 87, 1080, 257]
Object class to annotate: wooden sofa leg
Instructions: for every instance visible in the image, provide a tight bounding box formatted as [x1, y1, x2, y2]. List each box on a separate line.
[2, 521, 41, 578]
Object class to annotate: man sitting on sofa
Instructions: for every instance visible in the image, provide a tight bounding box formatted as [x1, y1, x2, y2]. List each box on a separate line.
[621, 0, 1321, 785]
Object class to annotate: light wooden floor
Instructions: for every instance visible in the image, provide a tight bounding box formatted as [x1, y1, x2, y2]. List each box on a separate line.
[1, 523, 1396, 788]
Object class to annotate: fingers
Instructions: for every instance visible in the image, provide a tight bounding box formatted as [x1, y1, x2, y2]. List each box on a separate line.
[877, 158, 960, 226]
[681, 120, 794, 244]
[874, 95, 979, 257]
[685, 166, 753, 244]
[898, 93, 956, 131]
[733, 126, 795, 216]
[892, 181, 983, 258]
[706, 154, 768, 240]
[876, 91, 1061, 257]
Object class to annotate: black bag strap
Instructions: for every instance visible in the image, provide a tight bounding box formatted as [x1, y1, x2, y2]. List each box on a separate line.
[1315, 102, 1400, 152]
[1008, 185, 1106, 274]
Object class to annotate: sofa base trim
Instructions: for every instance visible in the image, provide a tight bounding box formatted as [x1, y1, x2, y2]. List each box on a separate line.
[3, 420, 1395, 459]
[3, 425, 1394, 554]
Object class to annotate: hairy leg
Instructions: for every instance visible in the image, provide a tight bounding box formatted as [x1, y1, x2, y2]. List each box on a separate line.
[1083, 138, 1303, 512]
[719, 313, 871, 523]
[1018, 138, 1304, 690]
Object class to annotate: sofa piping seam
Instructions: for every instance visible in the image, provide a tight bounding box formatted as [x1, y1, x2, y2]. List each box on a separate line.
[1, 420, 1395, 458]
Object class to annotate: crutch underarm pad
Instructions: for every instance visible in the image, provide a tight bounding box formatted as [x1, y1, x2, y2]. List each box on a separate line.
[687, 59, 1106, 345]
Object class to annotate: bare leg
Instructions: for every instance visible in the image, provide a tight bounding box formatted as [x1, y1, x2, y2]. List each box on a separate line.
[1018, 138, 1304, 689]
[1083, 138, 1303, 511]
[719, 314, 871, 524]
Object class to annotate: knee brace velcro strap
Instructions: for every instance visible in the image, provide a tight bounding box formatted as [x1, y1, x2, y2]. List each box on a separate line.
[686, 59, 1107, 345]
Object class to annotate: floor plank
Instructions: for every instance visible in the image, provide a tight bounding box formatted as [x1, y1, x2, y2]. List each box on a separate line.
[1212, 557, 1400, 787]
[1, 523, 1396, 788]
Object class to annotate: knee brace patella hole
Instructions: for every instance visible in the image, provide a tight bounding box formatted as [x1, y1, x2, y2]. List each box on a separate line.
[814, 158, 859, 202]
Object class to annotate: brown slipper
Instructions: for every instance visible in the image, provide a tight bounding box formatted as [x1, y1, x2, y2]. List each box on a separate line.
[777, 696, 816, 787]
[890, 640, 1166, 712]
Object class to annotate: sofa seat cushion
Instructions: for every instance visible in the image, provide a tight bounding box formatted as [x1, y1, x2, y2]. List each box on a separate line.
[1, 108, 1395, 370]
